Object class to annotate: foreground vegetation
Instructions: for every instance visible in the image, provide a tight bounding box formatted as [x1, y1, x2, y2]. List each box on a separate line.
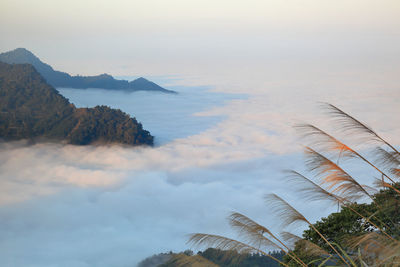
[0, 62, 153, 145]
[185, 104, 399, 266]
[138, 248, 284, 267]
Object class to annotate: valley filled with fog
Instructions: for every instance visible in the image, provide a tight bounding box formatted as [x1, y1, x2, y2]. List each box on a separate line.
[1, 0, 400, 266]
[1, 73, 399, 266]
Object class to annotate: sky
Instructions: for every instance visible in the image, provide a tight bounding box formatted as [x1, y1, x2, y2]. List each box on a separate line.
[1, 0, 400, 80]
[1, 1, 400, 266]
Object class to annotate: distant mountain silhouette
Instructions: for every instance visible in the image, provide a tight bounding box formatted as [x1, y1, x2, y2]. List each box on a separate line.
[0, 61, 154, 146]
[0, 48, 176, 93]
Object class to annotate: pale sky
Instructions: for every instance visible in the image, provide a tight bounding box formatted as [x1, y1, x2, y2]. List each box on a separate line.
[1, 2, 400, 266]
[1, 0, 400, 78]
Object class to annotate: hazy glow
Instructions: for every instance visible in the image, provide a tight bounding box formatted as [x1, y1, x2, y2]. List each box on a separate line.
[1, 1, 400, 266]
[1, 0, 400, 76]
[2, 0, 400, 31]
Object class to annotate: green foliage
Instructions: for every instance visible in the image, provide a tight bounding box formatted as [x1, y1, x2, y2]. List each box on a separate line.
[199, 248, 284, 267]
[0, 62, 153, 146]
[158, 248, 284, 267]
[137, 252, 174, 267]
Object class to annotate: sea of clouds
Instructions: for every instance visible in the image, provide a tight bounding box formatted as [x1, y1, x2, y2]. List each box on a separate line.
[0, 73, 399, 266]
[1, 1, 400, 265]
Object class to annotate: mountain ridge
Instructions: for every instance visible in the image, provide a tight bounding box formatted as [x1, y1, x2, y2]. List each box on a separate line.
[0, 61, 154, 146]
[0, 48, 176, 93]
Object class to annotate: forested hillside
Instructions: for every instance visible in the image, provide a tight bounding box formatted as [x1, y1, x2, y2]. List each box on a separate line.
[138, 249, 284, 267]
[0, 62, 153, 145]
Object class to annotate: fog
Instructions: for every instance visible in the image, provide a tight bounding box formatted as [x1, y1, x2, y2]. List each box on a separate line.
[0, 77, 399, 266]
[1, 0, 400, 265]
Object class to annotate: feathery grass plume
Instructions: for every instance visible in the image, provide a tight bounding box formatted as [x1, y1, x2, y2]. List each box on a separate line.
[281, 231, 302, 247]
[186, 103, 399, 266]
[284, 170, 390, 237]
[281, 232, 334, 265]
[323, 103, 400, 155]
[374, 148, 400, 178]
[187, 233, 288, 266]
[265, 193, 351, 266]
[374, 148, 400, 170]
[264, 194, 308, 228]
[281, 231, 330, 256]
[297, 240, 332, 258]
[188, 233, 257, 253]
[284, 170, 353, 203]
[287, 172, 395, 242]
[304, 147, 400, 234]
[164, 253, 220, 267]
[228, 212, 284, 250]
[297, 124, 396, 183]
[229, 212, 307, 266]
[304, 147, 374, 200]
[374, 178, 400, 196]
[295, 124, 355, 160]
[227, 220, 281, 251]
[350, 232, 400, 266]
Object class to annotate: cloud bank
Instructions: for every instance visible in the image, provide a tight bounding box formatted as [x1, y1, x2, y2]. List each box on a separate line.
[1, 77, 399, 266]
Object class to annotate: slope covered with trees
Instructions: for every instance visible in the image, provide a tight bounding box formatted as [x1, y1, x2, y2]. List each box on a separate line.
[0, 62, 153, 146]
[138, 249, 284, 267]
[0, 48, 176, 93]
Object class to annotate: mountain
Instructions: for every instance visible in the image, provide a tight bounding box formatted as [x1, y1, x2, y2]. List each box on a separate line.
[0, 48, 176, 93]
[0, 61, 154, 146]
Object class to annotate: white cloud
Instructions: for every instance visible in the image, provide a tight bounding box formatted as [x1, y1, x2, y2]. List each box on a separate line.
[1, 6, 400, 263]
[0, 75, 398, 266]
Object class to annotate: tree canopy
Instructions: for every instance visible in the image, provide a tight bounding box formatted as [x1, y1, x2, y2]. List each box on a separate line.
[0, 62, 153, 146]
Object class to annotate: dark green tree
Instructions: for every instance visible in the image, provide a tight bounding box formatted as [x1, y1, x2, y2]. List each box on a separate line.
[0, 62, 153, 146]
